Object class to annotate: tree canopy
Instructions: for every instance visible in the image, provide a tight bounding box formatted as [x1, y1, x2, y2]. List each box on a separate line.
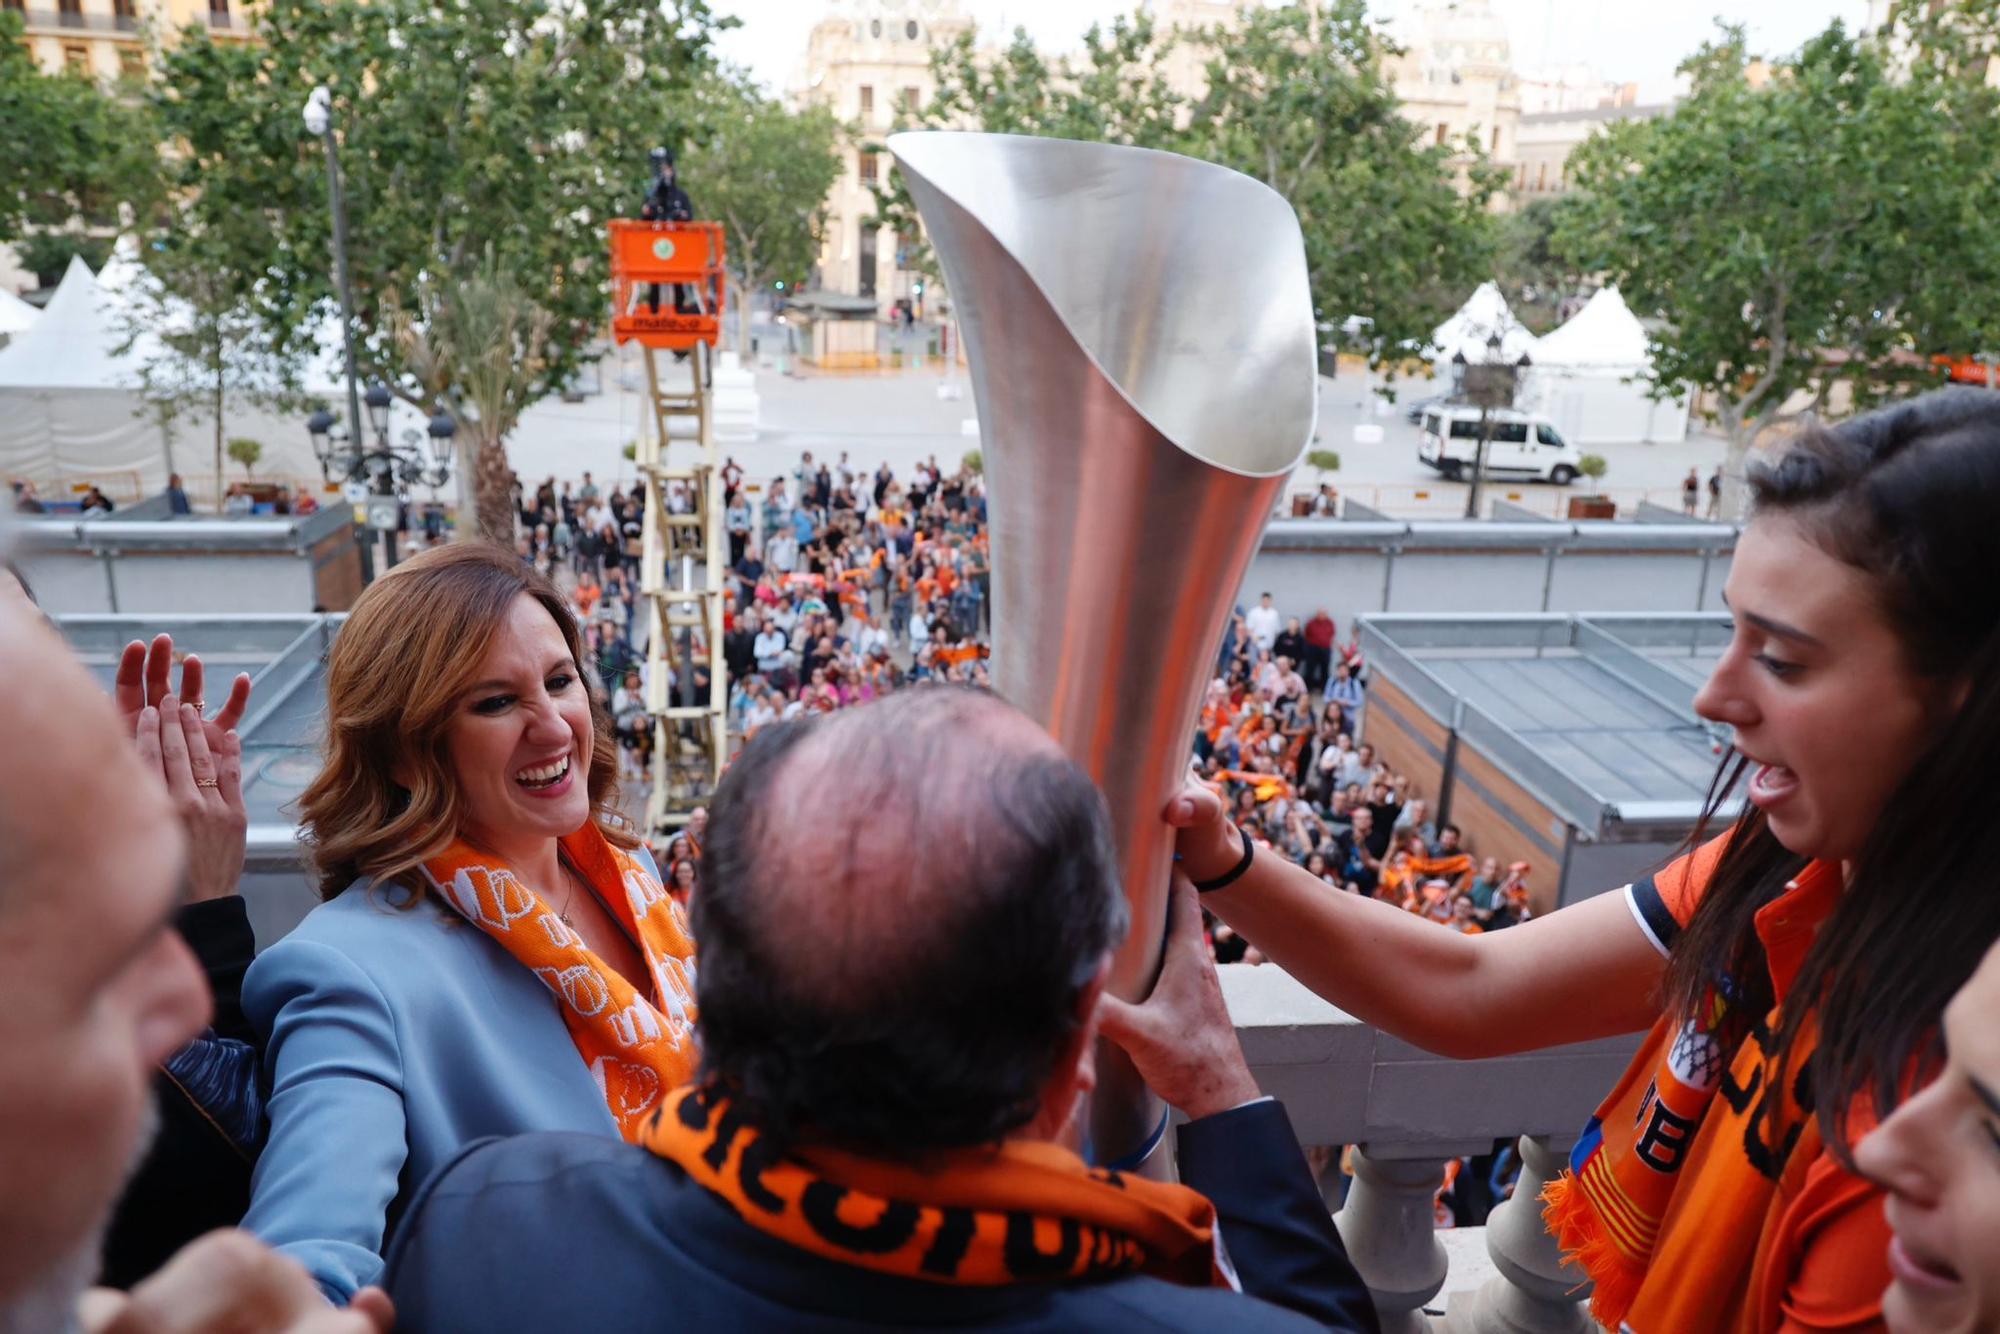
[1556, 20, 2000, 511]
[680, 75, 844, 356]
[146, 0, 730, 529]
[0, 15, 162, 265]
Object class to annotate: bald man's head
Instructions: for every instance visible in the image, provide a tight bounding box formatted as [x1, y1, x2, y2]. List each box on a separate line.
[694, 687, 1127, 1155]
[0, 597, 206, 1309]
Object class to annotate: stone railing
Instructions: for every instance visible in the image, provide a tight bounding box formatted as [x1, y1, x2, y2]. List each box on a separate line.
[1222, 963, 1640, 1332]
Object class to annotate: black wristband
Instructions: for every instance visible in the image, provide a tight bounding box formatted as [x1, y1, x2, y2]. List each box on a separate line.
[1192, 826, 1255, 894]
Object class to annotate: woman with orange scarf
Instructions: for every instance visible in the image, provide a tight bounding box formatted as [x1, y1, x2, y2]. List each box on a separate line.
[240, 546, 699, 1303]
[1171, 391, 2000, 1331]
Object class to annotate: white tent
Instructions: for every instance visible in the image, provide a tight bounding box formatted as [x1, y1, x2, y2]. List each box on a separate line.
[1429, 281, 1536, 366]
[1518, 287, 1690, 446]
[0, 253, 347, 505]
[0, 288, 37, 341]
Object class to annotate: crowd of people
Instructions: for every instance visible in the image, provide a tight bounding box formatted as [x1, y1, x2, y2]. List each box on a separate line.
[502, 453, 998, 839]
[1193, 591, 1533, 972]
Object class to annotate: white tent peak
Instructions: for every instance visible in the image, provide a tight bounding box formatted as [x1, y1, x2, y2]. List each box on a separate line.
[1431, 280, 1535, 364]
[96, 235, 148, 302]
[1532, 287, 1651, 369]
[0, 287, 37, 336]
[0, 252, 147, 390]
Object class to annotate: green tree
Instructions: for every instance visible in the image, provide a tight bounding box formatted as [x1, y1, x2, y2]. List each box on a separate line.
[1557, 22, 2000, 515]
[226, 437, 263, 478]
[150, 0, 729, 538]
[0, 14, 162, 270]
[386, 254, 555, 543]
[682, 76, 843, 358]
[118, 245, 308, 511]
[1493, 195, 1588, 333]
[868, 3, 1495, 369]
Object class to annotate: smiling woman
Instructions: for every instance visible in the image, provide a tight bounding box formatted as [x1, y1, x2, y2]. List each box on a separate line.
[236, 545, 701, 1302]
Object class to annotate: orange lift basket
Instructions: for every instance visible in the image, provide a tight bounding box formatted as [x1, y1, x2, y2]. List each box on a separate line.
[608, 220, 726, 351]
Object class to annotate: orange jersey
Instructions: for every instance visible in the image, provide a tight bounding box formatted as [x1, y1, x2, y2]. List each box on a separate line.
[1545, 838, 1890, 1332]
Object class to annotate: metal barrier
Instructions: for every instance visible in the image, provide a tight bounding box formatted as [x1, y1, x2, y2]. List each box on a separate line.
[1455, 697, 1611, 835]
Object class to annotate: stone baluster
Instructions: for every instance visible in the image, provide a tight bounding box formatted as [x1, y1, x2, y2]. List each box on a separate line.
[1450, 1135, 1595, 1334]
[1333, 1142, 1471, 1334]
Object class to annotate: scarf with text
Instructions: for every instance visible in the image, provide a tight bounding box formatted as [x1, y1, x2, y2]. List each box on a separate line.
[640, 1085, 1238, 1290]
[1542, 857, 1852, 1331]
[422, 823, 699, 1140]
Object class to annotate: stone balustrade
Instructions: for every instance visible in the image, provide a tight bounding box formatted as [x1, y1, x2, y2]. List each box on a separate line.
[1221, 962, 1641, 1332]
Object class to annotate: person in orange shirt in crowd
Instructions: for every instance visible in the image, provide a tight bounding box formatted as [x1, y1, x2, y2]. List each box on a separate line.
[1173, 390, 2000, 1332]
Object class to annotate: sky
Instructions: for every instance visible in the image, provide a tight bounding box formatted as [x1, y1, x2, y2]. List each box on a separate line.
[711, 1, 1874, 102]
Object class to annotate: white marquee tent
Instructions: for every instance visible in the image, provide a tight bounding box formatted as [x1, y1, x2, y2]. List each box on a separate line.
[0, 287, 37, 342]
[1428, 281, 1537, 368]
[0, 252, 375, 505]
[1517, 287, 1690, 445]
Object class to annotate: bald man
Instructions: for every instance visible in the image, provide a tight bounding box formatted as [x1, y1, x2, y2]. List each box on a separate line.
[0, 595, 386, 1333]
[384, 687, 1378, 1331]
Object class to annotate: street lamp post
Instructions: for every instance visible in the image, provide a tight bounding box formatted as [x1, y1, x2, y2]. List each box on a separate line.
[303, 86, 368, 524]
[308, 385, 454, 580]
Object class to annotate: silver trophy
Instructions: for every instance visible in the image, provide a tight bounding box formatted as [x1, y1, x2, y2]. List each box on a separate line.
[890, 131, 1317, 1169]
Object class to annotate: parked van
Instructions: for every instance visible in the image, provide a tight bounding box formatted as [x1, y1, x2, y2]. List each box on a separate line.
[1417, 405, 1583, 483]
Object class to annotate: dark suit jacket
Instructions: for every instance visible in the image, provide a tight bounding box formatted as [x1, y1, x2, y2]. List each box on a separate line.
[102, 897, 263, 1289]
[384, 1098, 1380, 1331]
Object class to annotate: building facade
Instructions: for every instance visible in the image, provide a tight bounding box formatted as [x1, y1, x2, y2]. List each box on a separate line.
[1384, 0, 1521, 208]
[5, 0, 252, 79]
[792, 0, 972, 313]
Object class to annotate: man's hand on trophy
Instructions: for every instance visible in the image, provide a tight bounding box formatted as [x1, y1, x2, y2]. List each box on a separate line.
[1097, 873, 1261, 1122]
[1166, 775, 1242, 884]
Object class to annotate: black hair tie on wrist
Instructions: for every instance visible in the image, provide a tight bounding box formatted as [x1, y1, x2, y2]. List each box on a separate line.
[1193, 826, 1255, 894]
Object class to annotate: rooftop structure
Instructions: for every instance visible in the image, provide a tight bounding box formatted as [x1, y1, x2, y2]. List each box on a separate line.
[1358, 611, 1738, 914]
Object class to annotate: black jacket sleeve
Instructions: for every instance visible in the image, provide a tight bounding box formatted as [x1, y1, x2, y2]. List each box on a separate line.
[174, 896, 257, 1042]
[1176, 1099, 1381, 1333]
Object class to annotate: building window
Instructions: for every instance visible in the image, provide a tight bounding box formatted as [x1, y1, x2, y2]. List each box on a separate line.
[58, 0, 82, 25]
[2, 0, 26, 13]
[859, 85, 873, 119]
[1536, 162, 1548, 192]
[1435, 122, 1448, 145]
[113, 0, 137, 27]
[905, 19, 919, 39]
[118, 47, 145, 77]
[859, 149, 879, 185]
[1491, 126, 1501, 153]
[901, 86, 919, 112]
[208, 0, 231, 26]
[63, 43, 88, 68]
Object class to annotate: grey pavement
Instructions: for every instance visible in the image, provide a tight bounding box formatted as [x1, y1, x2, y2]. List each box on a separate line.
[501, 352, 1729, 519]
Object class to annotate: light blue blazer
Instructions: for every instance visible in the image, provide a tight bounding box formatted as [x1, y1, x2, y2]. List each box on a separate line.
[240, 855, 665, 1302]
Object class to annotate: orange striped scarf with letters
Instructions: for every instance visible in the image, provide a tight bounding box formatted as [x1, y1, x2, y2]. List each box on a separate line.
[642, 1085, 1237, 1290]
[422, 822, 699, 1139]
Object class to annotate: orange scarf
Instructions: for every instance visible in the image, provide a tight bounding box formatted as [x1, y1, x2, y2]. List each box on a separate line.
[642, 1085, 1237, 1290]
[422, 824, 700, 1140]
[1542, 856, 1883, 1331]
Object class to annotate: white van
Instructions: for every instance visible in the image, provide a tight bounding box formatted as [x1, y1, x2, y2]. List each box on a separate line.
[1417, 405, 1584, 484]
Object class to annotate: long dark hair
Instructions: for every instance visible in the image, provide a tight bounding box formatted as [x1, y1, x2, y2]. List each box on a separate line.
[1664, 388, 2000, 1160]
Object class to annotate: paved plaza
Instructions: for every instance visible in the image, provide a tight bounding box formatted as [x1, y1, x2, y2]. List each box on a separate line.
[503, 349, 1731, 520]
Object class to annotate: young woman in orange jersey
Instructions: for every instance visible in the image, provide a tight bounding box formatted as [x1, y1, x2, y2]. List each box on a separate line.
[1172, 389, 2000, 1331]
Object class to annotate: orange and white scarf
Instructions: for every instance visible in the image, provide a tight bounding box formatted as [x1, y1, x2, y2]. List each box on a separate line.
[642, 1085, 1238, 1290]
[422, 823, 699, 1139]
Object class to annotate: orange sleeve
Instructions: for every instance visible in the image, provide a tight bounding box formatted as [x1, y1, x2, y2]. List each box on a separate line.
[1626, 833, 1734, 956]
[1766, 1154, 1890, 1333]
